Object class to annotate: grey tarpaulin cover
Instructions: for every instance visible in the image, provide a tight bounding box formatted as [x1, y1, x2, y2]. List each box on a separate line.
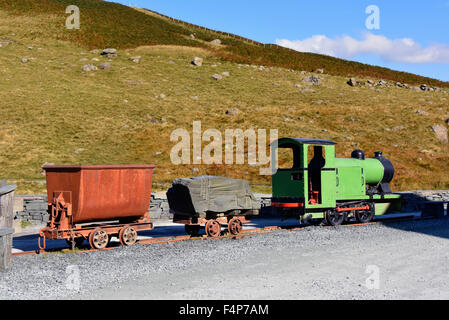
[166, 176, 260, 217]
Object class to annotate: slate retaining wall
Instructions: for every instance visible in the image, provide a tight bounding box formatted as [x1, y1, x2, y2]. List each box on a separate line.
[12, 191, 449, 225]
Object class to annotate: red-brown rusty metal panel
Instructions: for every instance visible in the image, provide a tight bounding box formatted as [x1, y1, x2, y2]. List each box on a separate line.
[43, 165, 155, 223]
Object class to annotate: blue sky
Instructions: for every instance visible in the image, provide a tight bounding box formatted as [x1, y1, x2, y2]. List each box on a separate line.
[109, 0, 449, 81]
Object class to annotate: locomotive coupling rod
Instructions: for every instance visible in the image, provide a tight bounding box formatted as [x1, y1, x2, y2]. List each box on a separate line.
[336, 205, 370, 212]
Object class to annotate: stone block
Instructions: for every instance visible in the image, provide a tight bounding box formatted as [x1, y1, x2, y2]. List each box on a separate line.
[24, 199, 47, 212]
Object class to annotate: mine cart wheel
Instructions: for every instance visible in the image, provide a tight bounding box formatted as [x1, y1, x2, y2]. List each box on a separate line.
[205, 220, 221, 238]
[325, 210, 346, 226]
[355, 209, 375, 224]
[185, 225, 201, 237]
[89, 228, 109, 249]
[119, 226, 138, 246]
[66, 237, 85, 248]
[228, 217, 243, 235]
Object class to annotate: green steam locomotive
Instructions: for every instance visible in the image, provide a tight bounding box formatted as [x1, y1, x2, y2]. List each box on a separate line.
[271, 138, 401, 226]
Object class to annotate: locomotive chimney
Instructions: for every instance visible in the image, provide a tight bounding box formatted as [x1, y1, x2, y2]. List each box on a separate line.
[374, 151, 383, 158]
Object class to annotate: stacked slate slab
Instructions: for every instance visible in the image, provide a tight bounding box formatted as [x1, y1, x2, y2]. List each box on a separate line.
[254, 193, 273, 216]
[14, 197, 49, 224]
[149, 193, 172, 220]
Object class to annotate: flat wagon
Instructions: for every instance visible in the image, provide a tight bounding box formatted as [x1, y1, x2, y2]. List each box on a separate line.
[38, 165, 155, 250]
[167, 176, 260, 237]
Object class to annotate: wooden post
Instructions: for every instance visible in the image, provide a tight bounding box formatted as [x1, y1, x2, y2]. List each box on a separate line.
[0, 183, 17, 271]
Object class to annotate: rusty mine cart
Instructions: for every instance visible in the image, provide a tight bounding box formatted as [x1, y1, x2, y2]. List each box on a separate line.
[38, 165, 155, 250]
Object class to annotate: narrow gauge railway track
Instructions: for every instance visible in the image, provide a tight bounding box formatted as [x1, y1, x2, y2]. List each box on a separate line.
[11, 214, 419, 257]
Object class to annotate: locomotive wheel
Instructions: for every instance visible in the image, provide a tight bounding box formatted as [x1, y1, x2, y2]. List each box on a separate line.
[325, 210, 346, 226]
[66, 237, 85, 248]
[88, 228, 109, 249]
[205, 220, 221, 238]
[355, 210, 375, 223]
[185, 225, 201, 237]
[228, 217, 243, 235]
[119, 226, 138, 246]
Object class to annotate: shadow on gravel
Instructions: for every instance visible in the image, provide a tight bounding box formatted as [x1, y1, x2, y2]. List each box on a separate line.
[379, 217, 449, 240]
[382, 192, 449, 240]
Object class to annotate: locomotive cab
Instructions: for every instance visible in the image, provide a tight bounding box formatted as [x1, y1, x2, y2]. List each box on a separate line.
[271, 138, 401, 224]
[271, 138, 337, 216]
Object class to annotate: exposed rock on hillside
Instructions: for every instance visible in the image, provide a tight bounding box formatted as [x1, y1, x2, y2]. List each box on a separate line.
[99, 62, 111, 70]
[302, 75, 321, 86]
[129, 56, 141, 63]
[225, 108, 240, 116]
[345, 77, 446, 93]
[101, 48, 117, 58]
[416, 109, 429, 116]
[0, 39, 12, 47]
[396, 82, 409, 89]
[347, 78, 358, 87]
[82, 64, 98, 71]
[432, 125, 448, 143]
[299, 88, 315, 93]
[192, 57, 203, 66]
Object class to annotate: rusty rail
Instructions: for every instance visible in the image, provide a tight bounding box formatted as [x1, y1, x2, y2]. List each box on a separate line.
[11, 215, 418, 257]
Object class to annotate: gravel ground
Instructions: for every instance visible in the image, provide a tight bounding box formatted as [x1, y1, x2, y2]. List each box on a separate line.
[1, 218, 449, 300]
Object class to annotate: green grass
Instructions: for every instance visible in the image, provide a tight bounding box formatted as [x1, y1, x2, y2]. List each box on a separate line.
[21, 220, 32, 228]
[0, 4, 449, 195]
[1, 0, 448, 87]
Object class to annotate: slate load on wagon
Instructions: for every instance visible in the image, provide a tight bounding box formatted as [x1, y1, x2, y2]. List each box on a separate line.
[167, 176, 260, 237]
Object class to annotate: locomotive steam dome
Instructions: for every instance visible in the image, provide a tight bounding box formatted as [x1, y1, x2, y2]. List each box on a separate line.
[351, 149, 365, 160]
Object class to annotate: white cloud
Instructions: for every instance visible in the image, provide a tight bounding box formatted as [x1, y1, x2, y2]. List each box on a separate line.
[276, 33, 449, 64]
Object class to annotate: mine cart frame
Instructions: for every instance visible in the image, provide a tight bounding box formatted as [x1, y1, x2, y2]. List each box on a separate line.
[39, 192, 154, 251]
[173, 210, 257, 238]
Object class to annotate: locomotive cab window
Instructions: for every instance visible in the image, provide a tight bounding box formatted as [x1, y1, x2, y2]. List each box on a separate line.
[277, 145, 301, 170]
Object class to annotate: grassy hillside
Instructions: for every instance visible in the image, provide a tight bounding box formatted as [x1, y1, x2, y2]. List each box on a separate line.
[1, 0, 448, 87]
[0, 1, 449, 195]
